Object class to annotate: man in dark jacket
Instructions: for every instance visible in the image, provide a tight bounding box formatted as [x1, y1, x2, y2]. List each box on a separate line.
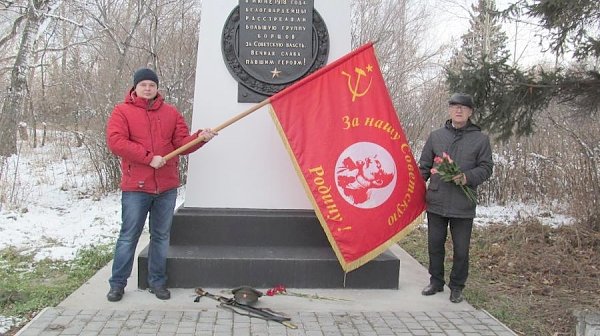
[105, 68, 217, 302]
[418, 93, 493, 303]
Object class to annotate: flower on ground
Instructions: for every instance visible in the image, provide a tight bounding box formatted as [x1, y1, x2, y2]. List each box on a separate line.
[266, 284, 286, 296]
[266, 284, 350, 301]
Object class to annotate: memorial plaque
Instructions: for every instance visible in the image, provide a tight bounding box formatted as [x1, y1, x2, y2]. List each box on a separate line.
[222, 0, 329, 102]
[239, 0, 314, 84]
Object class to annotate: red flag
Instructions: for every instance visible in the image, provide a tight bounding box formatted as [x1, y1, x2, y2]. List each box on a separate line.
[269, 42, 426, 272]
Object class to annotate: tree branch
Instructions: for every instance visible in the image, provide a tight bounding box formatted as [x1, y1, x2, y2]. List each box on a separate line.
[41, 12, 87, 29]
[0, 13, 25, 49]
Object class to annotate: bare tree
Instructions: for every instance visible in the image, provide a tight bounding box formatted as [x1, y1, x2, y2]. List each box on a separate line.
[351, 0, 448, 144]
[0, 0, 57, 157]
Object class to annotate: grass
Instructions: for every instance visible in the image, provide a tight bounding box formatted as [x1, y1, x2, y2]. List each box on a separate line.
[399, 221, 600, 336]
[0, 244, 113, 318]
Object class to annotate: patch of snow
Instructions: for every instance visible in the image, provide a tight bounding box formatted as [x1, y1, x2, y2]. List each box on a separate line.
[476, 202, 574, 227]
[0, 316, 23, 335]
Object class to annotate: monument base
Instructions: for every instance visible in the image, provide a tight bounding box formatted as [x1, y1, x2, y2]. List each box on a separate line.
[138, 207, 400, 289]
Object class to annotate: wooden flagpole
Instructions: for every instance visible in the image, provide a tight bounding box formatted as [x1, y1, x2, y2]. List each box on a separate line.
[163, 98, 271, 161]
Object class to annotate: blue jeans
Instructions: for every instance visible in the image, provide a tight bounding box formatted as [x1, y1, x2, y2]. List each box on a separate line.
[109, 188, 177, 289]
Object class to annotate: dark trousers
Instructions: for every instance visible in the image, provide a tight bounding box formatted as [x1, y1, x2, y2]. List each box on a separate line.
[426, 211, 473, 290]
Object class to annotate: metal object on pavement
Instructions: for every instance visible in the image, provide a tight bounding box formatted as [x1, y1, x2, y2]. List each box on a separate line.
[194, 288, 297, 329]
[231, 286, 263, 305]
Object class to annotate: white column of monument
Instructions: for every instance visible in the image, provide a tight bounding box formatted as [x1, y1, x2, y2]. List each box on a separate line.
[185, 0, 351, 209]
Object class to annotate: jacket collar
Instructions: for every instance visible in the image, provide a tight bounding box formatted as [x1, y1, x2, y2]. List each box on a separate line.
[444, 119, 480, 132]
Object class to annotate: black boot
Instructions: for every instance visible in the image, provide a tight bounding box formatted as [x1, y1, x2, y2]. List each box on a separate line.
[106, 287, 124, 302]
[450, 288, 464, 303]
[149, 286, 171, 300]
[421, 284, 444, 296]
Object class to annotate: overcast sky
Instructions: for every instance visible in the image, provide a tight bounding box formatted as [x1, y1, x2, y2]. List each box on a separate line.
[427, 0, 555, 67]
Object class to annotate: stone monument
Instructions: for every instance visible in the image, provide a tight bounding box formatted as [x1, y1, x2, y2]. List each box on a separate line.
[138, 0, 402, 289]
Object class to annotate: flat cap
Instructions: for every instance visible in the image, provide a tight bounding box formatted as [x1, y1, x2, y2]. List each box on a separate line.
[448, 93, 474, 108]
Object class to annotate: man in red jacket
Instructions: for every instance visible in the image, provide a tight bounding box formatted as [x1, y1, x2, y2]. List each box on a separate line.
[106, 68, 217, 301]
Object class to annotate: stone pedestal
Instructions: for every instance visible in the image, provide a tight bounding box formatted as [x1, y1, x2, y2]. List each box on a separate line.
[138, 207, 400, 289]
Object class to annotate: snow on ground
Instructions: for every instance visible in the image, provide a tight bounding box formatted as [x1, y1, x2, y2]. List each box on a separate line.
[0, 138, 574, 333]
[0, 141, 188, 261]
[476, 202, 573, 227]
[0, 142, 122, 262]
[0, 191, 121, 261]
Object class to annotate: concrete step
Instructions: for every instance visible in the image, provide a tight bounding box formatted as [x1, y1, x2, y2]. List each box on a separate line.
[138, 245, 400, 289]
[137, 207, 400, 289]
[169, 207, 330, 247]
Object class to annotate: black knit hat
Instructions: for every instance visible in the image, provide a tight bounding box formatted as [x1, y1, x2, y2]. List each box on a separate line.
[448, 93, 474, 108]
[133, 68, 159, 88]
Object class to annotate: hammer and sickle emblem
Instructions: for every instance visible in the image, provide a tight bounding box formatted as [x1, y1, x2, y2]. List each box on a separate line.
[342, 65, 373, 102]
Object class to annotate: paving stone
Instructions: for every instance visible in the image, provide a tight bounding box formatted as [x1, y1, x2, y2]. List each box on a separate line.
[13, 307, 519, 336]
